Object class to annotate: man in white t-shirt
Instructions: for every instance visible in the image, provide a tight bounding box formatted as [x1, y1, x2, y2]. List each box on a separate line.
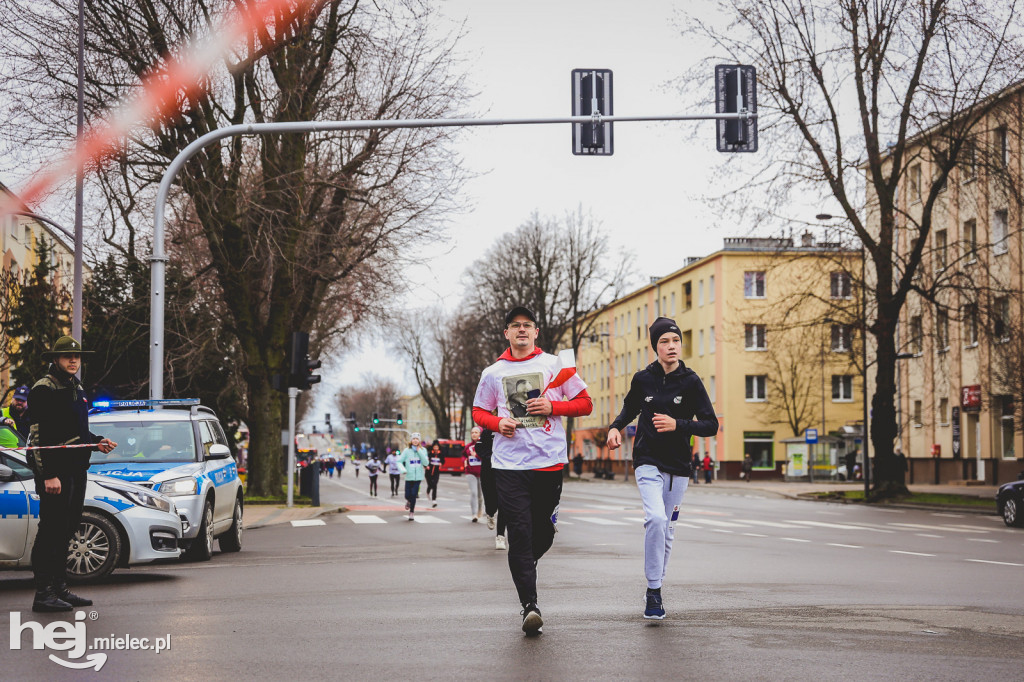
[472, 306, 593, 635]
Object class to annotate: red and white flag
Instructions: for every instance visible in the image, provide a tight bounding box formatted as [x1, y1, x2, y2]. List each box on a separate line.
[543, 349, 577, 394]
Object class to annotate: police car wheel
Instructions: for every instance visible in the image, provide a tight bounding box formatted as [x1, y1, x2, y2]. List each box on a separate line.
[67, 512, 122, 582]
[185, 500, 215, 561]
[219, 497, 243, 553]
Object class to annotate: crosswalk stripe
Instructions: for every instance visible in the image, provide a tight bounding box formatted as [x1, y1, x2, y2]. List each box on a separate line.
[737, 519, 801, 528]
[349, 515, 386, 524]
[413, 516, 450, 524]
[574, 517, 630, 526]
[787, 520, 891, 532]
[290, 520, 326, 527]
[688, 518, 751, 528]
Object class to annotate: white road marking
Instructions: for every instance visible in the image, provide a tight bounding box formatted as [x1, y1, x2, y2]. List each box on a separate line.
[689, 518, 752, 528]
[587, 504, 635, 511]
[966, 538, 999, 543]
[742, 533, 767, 538]
[348, 515, 386, 524]
[891, 550, 935, 557]
[624, 517, 646, 523]
[781, 537, 811, 543]
[576, 517, 629, 526]
[916, 533, 943, 538]
[966, 559, 1024, 567]
[951, 524, 1010, 532]
[738, 519, 801, 528]
[786, 520, 881, 531]
[712, 529, 734, 534]
[931, 513, 965, 518]
[676, 523, 701, 529]
[828, 543, 862, 549]
[412, 516, 450, 524]
[290, 520, 326, 527]
[888, 523, 985, 534]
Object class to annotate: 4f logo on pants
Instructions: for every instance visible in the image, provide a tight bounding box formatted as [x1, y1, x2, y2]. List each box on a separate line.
[670, 505, 680, 522]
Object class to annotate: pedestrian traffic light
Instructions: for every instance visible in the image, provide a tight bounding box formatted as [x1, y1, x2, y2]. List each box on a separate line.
[714, 64, 758, 152]
[571, 68, 613, 156]
[372, 412, 379, 425]
[396, 413, 403, 425]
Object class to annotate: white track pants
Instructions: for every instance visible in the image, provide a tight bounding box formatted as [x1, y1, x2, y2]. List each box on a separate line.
[466, 474, 482, 516]
[635, 464, 689, 589]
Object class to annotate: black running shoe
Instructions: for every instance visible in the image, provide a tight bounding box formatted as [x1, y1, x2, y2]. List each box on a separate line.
[53, 582, 93, 607]
[644, 589, 666, 620]
[521, 603, 543, 634]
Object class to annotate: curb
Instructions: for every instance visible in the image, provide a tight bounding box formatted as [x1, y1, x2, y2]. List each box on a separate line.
[793, 492, 996, 516]
[243, 505, 347, 530]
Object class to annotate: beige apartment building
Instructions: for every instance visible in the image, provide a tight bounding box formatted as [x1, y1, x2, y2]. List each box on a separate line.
[1, 183, 84, 396]
[573, 236, 864, 481]
[882, 86, 1024, 485]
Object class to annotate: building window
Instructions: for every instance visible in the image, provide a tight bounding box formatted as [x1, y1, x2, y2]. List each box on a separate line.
[994, 296, 1010, 342]
[636, 349, 642, 372]
[683, 283, 692, 311]
[913, 400, 923, 426]
[832, 375, 853, 401]
[937, 308, 949, 351]
[934, 229, 947, 270]
[698, 329, 705, 356]
[961, 138, 978, 182]
[745, 375, 767, 402]
[709, 325, 716, 353]
[998, 396, 1015, 459]
[910, 315, 923, 354]
[963, 219, 978, 262]
[938, 398, 949, 425]
[743, 431, 774, 469]
[682, 330, 692, 358]
[745, 324, 767, 350]
[709, 275, 715, 303]
[996, 125, 1009, 168]
[830, 271, 852, 299]
[709, 375, 716, 402]
[993, 209, 1008, 255]
[698, 280, 704, 306]
[636, 307, 641, 340]
[831, 324, 852, 352]
[964, 304, 978, 346]
[909, 163, 922, 203]
[670, 292, 675, 316]
[744, 271, 766, 298]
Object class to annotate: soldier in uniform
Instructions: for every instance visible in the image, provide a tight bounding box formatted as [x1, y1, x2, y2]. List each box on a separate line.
[27, 336, 117, 612]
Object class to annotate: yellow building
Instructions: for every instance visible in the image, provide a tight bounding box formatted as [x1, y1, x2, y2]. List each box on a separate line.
[878, 86, 1024, 485]
[1, 182, 84, 396]
[574, 235, 864, 480]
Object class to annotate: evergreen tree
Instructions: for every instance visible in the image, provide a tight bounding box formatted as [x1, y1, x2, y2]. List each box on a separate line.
[7, 238, 71, 386]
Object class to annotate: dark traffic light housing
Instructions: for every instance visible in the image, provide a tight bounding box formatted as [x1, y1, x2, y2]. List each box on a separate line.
[396, 413, 403, 425]
[289, 331, 321, 390]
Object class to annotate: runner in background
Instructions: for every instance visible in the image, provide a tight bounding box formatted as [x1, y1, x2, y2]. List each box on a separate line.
[477, 429, 507, 550]
[463, 427, 485, 522]
[425, 441, 442, 508]
[365, 454, 381, 497]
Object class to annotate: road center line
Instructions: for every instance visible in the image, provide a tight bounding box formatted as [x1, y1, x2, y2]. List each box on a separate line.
[891, 550, 935, 557]
[966, 559, 1024, 567]
[827, 543, 862, 549]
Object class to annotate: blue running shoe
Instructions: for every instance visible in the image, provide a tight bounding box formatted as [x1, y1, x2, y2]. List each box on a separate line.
[644, 589, 666, 620]
[550, 504, 559, 533]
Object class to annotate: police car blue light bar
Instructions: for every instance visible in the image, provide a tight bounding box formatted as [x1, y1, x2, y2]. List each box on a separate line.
[92, 398, 200, 409]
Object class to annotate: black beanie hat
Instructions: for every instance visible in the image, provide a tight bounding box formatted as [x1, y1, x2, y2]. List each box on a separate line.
[649, 317, 681, 350]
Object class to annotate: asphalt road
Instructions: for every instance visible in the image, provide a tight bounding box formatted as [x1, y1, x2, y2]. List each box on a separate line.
[2, 470, 1022, 681]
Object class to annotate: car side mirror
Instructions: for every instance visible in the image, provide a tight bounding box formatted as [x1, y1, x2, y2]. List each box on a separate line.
[206, 443, 231, 460]
[0, 464, 14, 481]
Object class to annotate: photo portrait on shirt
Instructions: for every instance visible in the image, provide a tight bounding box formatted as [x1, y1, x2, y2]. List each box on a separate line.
[503, 372, 544, 427]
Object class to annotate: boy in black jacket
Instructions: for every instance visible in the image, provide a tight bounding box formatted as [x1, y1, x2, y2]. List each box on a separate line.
[607, 317, 718, 620]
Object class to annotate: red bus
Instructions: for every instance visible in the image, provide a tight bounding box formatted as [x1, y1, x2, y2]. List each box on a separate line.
[434, 439, 466, 474]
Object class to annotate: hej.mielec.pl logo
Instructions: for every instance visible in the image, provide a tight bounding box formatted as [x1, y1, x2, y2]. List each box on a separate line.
[10, 609, 173, 671]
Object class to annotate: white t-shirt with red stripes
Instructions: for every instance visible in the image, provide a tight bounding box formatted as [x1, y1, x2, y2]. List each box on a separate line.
[473, 349, 588, 470]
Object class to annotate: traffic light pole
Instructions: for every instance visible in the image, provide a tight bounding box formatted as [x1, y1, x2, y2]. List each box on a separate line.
[149, 110, 755, 397]
[286, 386, 298, 508]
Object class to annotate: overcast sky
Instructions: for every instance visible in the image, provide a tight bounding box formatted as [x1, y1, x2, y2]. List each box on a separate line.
[324, 0, 765, 413]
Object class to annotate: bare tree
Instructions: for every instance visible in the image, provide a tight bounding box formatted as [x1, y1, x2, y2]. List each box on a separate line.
[0, 0, 471, 496]
[336, 375, 404, 457]
[391, 307, 460, 439]
[679, 0, 1024, 496]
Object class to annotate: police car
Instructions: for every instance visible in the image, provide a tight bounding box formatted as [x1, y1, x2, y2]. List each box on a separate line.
[1, 425, 183, 581]
[88, 399, 243, 561]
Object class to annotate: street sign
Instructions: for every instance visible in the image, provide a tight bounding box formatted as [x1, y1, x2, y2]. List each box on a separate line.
[805, 428, 818, 444]
[571, 68, 613, 155]
[715, 64, 758, 152]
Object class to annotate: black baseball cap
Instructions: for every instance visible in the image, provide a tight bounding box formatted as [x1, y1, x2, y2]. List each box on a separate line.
[504, 306, 537, 326]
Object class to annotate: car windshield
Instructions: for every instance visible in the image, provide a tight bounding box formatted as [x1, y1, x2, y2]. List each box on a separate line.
[90, 420, 196, 463]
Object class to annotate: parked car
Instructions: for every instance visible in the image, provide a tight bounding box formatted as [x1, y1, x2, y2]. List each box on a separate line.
[88, 399, 243, 561]
[0, 426, 182, 582]
[996, 473, 1024, 528]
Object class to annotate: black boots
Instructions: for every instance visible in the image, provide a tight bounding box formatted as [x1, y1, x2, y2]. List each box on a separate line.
[32, 586, 72, 613]
[53, 581, 93, 607]
[32, 581, 93, 612]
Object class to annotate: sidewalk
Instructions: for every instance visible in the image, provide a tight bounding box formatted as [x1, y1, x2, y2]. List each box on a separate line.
[243, 503, 346, 529]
